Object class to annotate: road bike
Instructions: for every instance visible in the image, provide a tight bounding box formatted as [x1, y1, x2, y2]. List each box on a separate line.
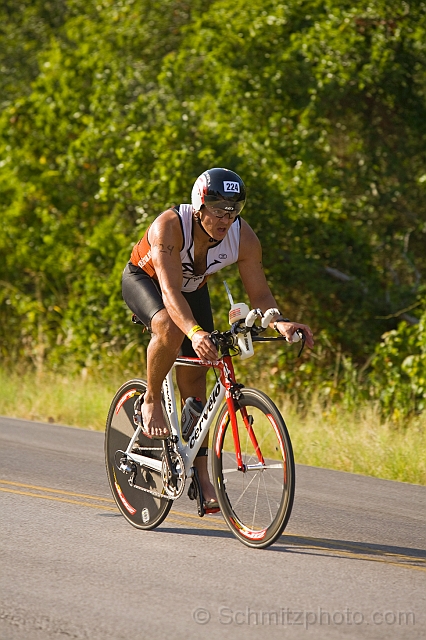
[105, 291, 303, 549]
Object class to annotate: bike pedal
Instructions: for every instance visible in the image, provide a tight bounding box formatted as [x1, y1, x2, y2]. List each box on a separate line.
[133, 393, 144, 427]
[188, 467, 205, 517]
[119, 457, 137, 475]
[187, 480, 197, 501]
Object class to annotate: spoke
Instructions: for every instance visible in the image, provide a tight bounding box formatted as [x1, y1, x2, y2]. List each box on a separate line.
[214, 390, 294, 546]
[251, 471, 261, 530]
[232, 471, 261, 509]
[261, 469, 274, 523]
[227, 414, 285, 529]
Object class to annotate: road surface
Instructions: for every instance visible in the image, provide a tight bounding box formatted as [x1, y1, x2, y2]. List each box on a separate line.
[0, 416, 425, 639]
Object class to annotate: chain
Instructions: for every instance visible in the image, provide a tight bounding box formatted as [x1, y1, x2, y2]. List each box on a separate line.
[128, 476, 180, 501]
[127, 443, 186, 501]
[128, 477, 177, 500]
[161, 448, 186, 499]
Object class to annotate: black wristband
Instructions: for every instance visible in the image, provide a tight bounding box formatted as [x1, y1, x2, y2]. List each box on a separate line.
[274, 318, 290, 333]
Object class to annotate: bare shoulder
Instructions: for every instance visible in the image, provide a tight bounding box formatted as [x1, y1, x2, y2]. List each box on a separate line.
[238, 218, 262, 261]
[150, 208, 181, 236]
[146, 208, 184, 269]
[149, 208, 183, 245]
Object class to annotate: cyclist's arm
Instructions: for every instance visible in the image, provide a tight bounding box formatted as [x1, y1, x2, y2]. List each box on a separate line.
[149, 211, 218, 360]
[237, 220, 314, 348]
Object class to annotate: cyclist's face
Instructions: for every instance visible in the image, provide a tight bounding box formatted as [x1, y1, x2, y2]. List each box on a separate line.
[201, 206, 235, 240]
[204, 204, 239, 221]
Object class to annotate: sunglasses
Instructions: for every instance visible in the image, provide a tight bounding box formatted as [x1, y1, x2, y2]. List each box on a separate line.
[204, 199, 245, 219]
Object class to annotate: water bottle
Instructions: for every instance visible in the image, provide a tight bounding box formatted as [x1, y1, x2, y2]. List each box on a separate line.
[181, 397, 204, 441]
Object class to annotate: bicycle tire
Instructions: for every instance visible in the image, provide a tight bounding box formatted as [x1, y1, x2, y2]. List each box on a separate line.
[211, 388, 295, 549]
[105, 379, 172, 529]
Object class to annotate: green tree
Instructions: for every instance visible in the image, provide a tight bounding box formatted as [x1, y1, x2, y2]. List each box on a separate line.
[1, 0, 425, 417]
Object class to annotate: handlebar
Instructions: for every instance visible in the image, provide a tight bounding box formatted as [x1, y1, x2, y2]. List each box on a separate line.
[209, 309, 306, 357]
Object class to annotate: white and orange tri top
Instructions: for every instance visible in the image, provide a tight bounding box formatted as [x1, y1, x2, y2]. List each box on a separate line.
[130, 204, 241, 292]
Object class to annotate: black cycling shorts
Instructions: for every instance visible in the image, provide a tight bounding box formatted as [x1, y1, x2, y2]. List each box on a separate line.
[121, 262, 214, 357]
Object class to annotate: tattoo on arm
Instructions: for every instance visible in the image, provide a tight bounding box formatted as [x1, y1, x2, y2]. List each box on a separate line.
[154, 243, 174, 256]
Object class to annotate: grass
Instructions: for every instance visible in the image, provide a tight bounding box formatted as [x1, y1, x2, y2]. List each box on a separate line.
[281, 399, 426, 486]
[0, 368, 425, 485]
[0, 368, 120, 431]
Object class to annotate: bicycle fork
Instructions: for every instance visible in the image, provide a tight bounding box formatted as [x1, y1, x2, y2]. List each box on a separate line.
[221, 357, 265, 472]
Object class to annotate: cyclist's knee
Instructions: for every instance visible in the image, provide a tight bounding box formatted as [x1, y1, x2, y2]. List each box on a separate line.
[151, 309, 183, 346]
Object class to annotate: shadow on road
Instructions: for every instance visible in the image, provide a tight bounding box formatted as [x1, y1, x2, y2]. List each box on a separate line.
[94, 509, 425, 570]
[147, 523, 426, 569]
[273, 534, 426, 569]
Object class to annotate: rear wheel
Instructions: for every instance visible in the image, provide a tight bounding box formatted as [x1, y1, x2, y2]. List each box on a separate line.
[212, 388, 295, 548]
[105, 379, 172, 529]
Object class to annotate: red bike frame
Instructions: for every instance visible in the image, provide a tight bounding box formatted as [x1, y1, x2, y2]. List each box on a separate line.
[175, 353, 264, 471]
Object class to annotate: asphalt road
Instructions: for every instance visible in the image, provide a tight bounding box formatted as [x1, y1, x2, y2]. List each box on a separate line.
[0, 416, 425, 640]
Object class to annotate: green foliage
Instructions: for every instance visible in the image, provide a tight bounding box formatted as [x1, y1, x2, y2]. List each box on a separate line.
[1, 0, 426, 420]
[159, 0, 426, 355]
[0, 0, 68, 108]
[0, 0, 199, 369]
[368, 295, 426, 419]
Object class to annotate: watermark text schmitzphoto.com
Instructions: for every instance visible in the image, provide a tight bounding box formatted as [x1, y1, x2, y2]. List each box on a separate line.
[192, 606, 416, 628]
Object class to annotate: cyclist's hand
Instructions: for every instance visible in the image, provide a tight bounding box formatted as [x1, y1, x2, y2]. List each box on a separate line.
[275, 321, 314, 349]
[191, 330, 219, 362]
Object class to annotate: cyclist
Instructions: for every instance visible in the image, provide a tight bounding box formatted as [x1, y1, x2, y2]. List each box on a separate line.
[122, 167, 314, 509]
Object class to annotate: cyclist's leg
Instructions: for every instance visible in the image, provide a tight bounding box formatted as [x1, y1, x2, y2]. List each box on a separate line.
[122, 263, 183, 437]
[175, 358, 207, 401]
[176, 285, 217, 504]
[144, 309, 183, 437]
[176, 364, 216, 503]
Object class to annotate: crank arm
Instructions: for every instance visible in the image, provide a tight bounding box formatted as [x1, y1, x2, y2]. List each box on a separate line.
[162, 441, 180, 487]
[124, 452, 163, 474]
[187, 466, 205, 517]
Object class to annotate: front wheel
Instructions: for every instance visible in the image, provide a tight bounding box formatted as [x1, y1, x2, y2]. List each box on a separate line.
[212, 388, 295, 549]
[105, 379, 172, 529]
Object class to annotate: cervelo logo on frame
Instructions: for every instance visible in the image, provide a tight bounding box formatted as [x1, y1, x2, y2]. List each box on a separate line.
[189, 382, 221, 449]
[223, 181, 240, 193]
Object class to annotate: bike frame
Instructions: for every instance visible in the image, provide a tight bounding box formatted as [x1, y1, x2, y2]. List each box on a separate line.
[122, 353, 252, 481]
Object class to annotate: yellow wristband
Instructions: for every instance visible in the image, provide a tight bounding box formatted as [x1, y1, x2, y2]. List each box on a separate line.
[187, 325, 203, 340]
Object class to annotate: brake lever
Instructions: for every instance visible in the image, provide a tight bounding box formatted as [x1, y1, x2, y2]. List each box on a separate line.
[295, 329, 306, 357]
[208, 330, 220, 348]
[281, 328, 306, 356]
